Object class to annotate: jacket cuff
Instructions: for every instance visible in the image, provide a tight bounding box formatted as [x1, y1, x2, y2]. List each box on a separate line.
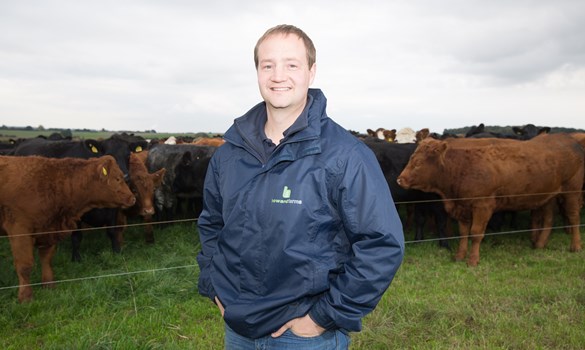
[308, 302, 336, 330]
[208, 287, 218, 303]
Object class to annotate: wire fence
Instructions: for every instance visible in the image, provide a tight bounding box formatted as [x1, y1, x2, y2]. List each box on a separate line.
[1, 190, 584, 292]
[2, 189, 583, 240]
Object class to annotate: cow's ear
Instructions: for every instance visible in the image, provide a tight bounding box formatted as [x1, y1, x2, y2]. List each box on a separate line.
[131, 142, 146, 153]
[85, 139, 102, 154]
[426, 138, 447, 155]
[439, 142, 448, 153]
[437, 142, 449, 166]
[96, 161, 109, 180]
[97, 156, 115, 179]
[152, 168, 166, 187]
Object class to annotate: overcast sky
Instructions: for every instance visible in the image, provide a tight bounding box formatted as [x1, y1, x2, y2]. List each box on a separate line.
[1, 0, 584, 134]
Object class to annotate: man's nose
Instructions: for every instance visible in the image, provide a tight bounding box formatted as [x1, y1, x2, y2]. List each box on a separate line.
[271, 65, 286, 81]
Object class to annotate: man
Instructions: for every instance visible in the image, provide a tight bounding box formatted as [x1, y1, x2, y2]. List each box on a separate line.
[197, 24, 404, 349]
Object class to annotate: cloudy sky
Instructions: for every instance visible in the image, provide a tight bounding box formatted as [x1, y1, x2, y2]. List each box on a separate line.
[1, 0, 584, 134]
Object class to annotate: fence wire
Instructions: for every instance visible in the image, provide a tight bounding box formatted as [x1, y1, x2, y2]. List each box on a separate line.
[0, 218, 585, 291]
[2, 189, 583, 240]
[1, 189, 584, 292]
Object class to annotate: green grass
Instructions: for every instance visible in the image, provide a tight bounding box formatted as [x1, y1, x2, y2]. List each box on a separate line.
[0, 129, 212, 142]
[1, 217, 584, 349]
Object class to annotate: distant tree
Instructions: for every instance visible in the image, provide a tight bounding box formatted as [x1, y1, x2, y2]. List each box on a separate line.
[62, 129, 72, 138]
[25, 125, 33, 131]
[38, 125, 45, 131]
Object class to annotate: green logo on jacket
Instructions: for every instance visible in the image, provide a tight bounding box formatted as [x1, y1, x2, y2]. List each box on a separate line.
[282, 186, 291, 199]
[272, 186, 302, 205]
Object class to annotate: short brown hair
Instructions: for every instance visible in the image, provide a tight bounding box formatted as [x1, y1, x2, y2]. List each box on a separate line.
[254, 24, 316, 70]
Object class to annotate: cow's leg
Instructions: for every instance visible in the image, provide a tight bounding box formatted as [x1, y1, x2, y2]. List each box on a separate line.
[143, 214, 155, 243]
[530, 207, 545, 246]
[7, 225, 35, 302]
[71, 230, 83, 262]
[38, 243, 57, 288]
[560, 193, 582, 252]
[431, 203, 449, 249]
[115, 212, 127, 248]
[454, 220, 470, 262]
[533, 201, 555, 249]
[175, 196, 184, 216]
[164, 203, 174, 225]
[467, 208, 491, 267]
[413, 204, 426, 241]
[405, 204, 414, 233]
[194, 197, 204, 217]
[509, 211, 519, 230]
[106, 227, 123, 253]
[104, 208, 122, 253]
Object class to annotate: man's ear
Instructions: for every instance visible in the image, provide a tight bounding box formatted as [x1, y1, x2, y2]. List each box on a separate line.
[309, 63, 317, 85]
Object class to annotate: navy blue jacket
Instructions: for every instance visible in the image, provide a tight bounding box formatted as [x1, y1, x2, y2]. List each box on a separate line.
[197, 88, 404, 338]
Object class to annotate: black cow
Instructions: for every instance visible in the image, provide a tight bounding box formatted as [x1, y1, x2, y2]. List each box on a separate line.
[0, 139, 19, 155]
[101, 134, 149, 180]
[71, 134, 148, 261]
[466, 123, 550, 140]
[147, 144, 216, 224]
[12, 137, 104, 159]
[73, 208, 121, 261]
[512, 124, 551, 140]
[364, 139, 450, 248]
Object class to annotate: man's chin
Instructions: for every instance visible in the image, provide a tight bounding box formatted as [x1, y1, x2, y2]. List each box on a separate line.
[266, 100, 290, 110]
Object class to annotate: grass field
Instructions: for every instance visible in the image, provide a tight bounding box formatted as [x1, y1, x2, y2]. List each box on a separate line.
[1, 214, 584, 349]
[0, 129, 210, 143]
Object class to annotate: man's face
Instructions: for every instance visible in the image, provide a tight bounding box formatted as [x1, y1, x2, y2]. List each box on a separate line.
[256, 33, 316, 116]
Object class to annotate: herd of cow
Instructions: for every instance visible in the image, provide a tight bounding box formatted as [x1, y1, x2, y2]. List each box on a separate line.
[0, 133, 221, 302]
[363, 124, 585, 268]
[1, 123, 584, 303]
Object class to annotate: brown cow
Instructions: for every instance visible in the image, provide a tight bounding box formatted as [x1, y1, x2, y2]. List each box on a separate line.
[0, 155, 136, 302]
[397, 133, 584, 266]
[569, 132, 585, 202]
[117, 151, 166, 243]
[366, 128, 396, 142]
[415, 128, 430, 142]
[132, 148, 149, 164]
[192, 137, 225, 147]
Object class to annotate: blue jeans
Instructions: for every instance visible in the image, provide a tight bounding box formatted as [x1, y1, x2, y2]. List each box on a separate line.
[224, 323, 350, 350]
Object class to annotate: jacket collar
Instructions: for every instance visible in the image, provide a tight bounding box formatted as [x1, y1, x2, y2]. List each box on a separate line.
[225, 89, 327, 163]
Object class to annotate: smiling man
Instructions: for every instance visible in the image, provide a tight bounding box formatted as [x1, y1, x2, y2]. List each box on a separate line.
[196, 24, 405, 350]
[255, 29, 316, 145]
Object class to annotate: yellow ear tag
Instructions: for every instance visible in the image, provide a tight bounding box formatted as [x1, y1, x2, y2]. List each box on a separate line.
[91, 145, 99, 153]
[102, 167, 108, 176]
[135, 146, 143, 152]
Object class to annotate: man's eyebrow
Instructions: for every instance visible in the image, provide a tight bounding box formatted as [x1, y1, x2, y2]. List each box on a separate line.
[259, 58, 275, 64]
